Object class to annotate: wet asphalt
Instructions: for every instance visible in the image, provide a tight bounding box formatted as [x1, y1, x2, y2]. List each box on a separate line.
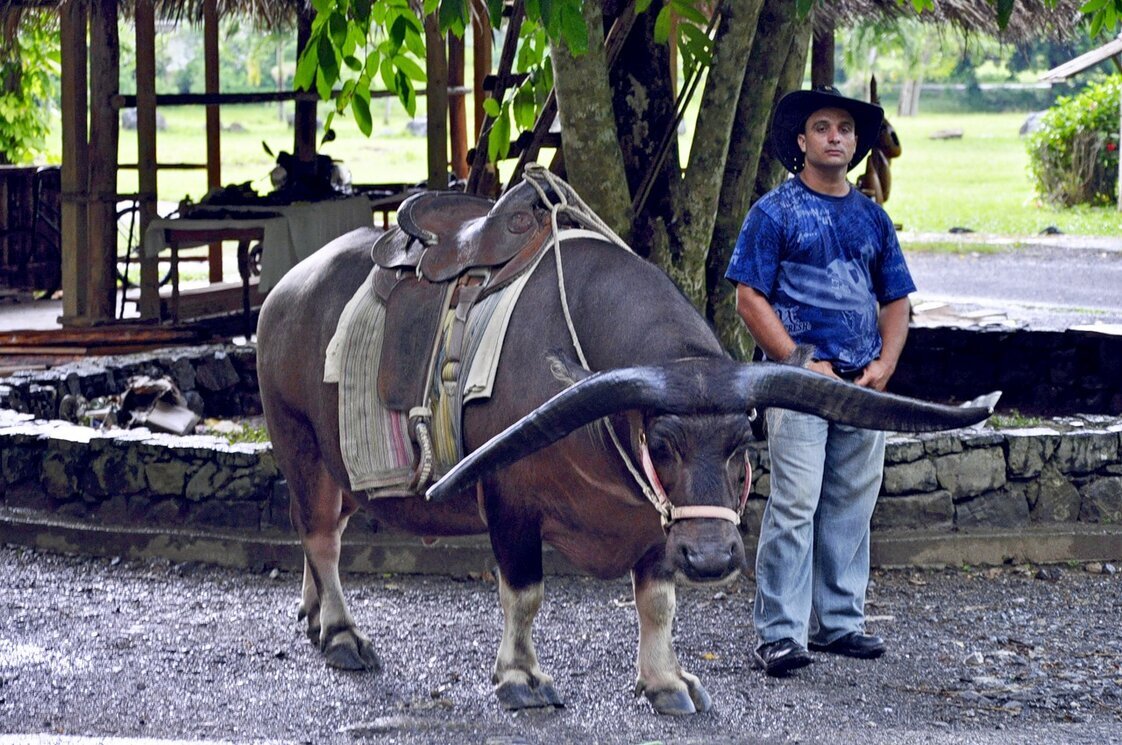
[2, 545, 1121, 744]
[903, 240, 1122, 330]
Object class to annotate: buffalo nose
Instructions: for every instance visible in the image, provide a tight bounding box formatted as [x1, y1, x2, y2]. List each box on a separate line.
[678, 539, 741, 581]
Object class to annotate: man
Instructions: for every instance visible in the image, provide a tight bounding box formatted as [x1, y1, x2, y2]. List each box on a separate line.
[725, 86, 915, 677]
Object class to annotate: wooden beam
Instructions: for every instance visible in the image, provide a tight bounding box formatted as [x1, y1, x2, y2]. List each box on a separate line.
[472, 0, 492, 138]
[448, 34, 468, 180]
[135, 0, 160, 320]
[111, 88, 471, 109]
[425, 13, 450, 189]
[58, 0, 88, 324]
[204, 0, 222, 282]
[85, 0, 120, 323]
[467, 0, 524, 195]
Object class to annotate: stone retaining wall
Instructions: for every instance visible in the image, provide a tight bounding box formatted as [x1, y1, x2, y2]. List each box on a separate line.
[1, 342, 1121, 556]
[0, 344, 261, 421]
[2, 407, 1120, 547]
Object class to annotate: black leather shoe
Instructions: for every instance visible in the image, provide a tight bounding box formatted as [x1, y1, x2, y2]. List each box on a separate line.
[753, 638, 813, 677]
[808, 631, 886, 659]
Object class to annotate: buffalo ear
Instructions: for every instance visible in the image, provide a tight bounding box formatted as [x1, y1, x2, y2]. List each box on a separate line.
[547, 353, 591, 387]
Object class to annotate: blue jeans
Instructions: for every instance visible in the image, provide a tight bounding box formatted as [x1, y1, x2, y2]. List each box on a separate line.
[753, 408, 886, 648]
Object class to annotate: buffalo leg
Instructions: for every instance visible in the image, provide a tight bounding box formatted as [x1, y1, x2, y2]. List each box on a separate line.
[631, 550, 712, 715]
[295, 469, 379, 672]
[492, 572, 563, 710]
[484, 492, 562, 710]
[273, 404, 380, 672]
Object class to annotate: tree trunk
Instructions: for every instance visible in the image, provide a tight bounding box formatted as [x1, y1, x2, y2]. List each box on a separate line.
[662, 0, 764, 310]
[754, 22, 811, 203]
[609, 2, 678, 261]
[707, 0, 807, 360]
[551, 0, 633, 241]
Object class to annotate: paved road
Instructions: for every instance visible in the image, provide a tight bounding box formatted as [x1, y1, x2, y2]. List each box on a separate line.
[902, 235, 1122, 330]
[3, 546, 1121, 744]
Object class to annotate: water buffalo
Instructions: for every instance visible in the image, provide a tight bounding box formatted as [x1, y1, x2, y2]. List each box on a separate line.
[257, 204, 993, 715]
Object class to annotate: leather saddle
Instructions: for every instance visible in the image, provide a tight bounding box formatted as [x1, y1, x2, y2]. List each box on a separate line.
[371, 180, 556, 414]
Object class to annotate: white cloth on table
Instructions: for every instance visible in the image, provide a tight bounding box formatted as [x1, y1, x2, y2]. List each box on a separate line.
[142, 196, 372, 293]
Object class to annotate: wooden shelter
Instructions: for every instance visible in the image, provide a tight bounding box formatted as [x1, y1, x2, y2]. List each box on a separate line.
[0, 0, 490, 328]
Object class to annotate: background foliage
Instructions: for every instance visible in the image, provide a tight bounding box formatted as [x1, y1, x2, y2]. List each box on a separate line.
[1028, 75, 1120, 206]
[0, 12, 60, 164]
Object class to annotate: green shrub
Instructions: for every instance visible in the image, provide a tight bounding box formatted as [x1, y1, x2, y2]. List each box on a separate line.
[1027, 75, 1120, 207]
[0, 13, 59, 164]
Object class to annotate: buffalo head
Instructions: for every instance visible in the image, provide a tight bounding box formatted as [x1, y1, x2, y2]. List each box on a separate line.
[427, 357, 996, 583]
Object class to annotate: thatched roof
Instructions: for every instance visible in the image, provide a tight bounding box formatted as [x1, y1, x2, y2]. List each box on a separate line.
[1, 0, 306, 29]
[816, 0, 1086, 43]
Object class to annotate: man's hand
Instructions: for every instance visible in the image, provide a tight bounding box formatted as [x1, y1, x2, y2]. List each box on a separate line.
[855, 357, 894, 391]
[808, 359, 842, 380]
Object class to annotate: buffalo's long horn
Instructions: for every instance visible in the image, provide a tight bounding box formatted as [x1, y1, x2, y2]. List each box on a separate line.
[426, 358, 997, 502]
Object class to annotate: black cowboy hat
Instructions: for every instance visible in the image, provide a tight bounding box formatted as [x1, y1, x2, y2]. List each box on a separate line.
[770, 85, 884, 174]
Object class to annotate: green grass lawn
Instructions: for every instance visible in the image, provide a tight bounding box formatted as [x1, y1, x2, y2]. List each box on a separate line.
[882, 112, 1119, 236]
[45, 105, 1119, 236]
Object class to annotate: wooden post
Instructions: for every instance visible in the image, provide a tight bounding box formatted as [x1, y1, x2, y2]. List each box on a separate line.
[58, 0, 88, 324]
[472, 1, 492, 138]
[448, 34, 468, 180]
[425, 13, 449, 189]
[810, 19, 834, 88]
[86, 0, 120, 323]
[135, 0, 160, 320]
[204, 0, 223, 281]
[293, 7, 317, 163]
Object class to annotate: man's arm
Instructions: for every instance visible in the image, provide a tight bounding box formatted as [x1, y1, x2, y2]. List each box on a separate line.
[855, 296, 910, 391]
[735, 284, 838, 379]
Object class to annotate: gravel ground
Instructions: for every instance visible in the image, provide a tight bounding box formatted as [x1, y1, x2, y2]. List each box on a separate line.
[2, 545, 1121, 745]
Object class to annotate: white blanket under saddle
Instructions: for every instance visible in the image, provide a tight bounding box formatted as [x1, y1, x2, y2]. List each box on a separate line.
[324, 228, 603, 497]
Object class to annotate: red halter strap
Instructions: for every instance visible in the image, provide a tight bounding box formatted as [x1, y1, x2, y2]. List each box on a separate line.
[638, 431, 750, 528]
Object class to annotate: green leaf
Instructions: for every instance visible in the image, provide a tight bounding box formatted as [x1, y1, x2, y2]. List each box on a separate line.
[380, 56, 397, 90]
[1081, 0, 1109, 12]
[487, 0, 505, 28]
[329, 10, 349, 49]
[397, 72, 418, 118]
[390, 14, 409, 48]
[488, 105, 512, 161]
[354, 0, 373, 24]
[994, 0, 1015, 29]
[654, 6, 672, 44]
[317, 32, 340, 84]
[315, 67, 333, 100]
[636, 0, 653, 13]
[403, 26, 427, 58]
[294, 38, 321, 90]
[439, 0, 470, 35]
[394, 54, 427, 82]
[344, 54, 363, 71]
[558, 1, 589, 54]
[671, 0, 708, 28]
[483, 97, 501, 117]
[512, 86, 537, 131]
[353, 89, 373, 136]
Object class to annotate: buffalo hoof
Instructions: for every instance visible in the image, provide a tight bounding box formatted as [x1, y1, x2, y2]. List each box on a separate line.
[639, 675, 712, 716]
[495, 680, 565, 710]
[322, 627, 382, 673]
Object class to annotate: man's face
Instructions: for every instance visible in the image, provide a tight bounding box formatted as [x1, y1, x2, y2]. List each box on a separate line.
[797, 107, 857, 171]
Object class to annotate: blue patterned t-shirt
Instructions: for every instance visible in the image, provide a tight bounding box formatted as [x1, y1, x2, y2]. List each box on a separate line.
[724, 176, 915, 373]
